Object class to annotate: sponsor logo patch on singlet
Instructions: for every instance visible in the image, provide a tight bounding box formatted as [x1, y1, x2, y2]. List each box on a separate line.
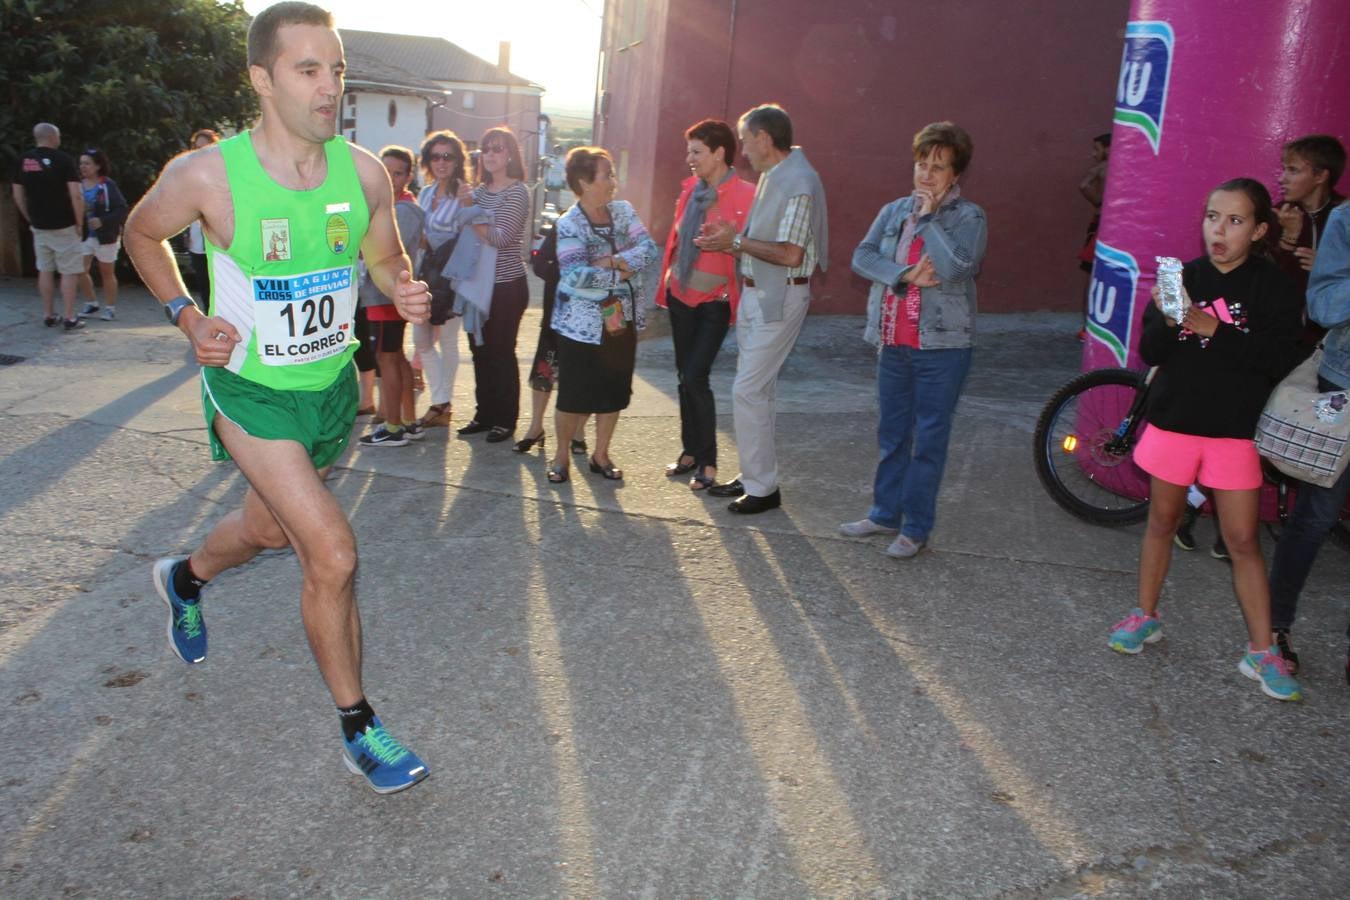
[261, 219, 292, 261]
[325, 214, 350, 254]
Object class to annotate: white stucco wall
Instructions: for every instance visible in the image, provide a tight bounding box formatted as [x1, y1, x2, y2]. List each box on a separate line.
[343, 92, 430, 162]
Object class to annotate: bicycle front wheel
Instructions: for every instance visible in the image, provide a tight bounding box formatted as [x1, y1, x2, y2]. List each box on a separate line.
[1034, 368, 1152, 525]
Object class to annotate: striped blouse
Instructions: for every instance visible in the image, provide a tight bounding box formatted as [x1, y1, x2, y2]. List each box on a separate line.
[471, 181, 529, 282]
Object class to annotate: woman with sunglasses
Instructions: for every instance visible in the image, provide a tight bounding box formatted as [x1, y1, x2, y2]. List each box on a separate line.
[414, 130, 469, 428]
[455, 127, 532, 443]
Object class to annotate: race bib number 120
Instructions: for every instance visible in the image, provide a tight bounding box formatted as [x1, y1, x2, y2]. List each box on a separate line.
[252, 266, 354, 366]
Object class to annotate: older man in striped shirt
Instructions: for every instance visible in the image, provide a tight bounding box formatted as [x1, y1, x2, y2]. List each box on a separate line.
[696, 103, 829, 514]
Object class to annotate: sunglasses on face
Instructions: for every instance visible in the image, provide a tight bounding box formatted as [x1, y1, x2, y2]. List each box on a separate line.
[429, 151, 459, 162]
[482, 144, 509, 154]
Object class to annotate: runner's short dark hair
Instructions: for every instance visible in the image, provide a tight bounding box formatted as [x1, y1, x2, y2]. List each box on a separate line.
[248, 2, 333, 74]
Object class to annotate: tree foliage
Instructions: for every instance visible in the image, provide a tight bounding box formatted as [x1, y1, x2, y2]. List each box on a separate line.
[0, 0, 257, 204]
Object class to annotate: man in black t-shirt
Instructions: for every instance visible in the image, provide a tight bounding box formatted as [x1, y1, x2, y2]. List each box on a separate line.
[11, 123, 85, 330]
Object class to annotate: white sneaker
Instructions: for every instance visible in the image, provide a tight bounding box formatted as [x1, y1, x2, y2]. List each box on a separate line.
[99, 307, 116, 321]
[77, 302, 100, 318]
[838, 518, 899, 538]
[885, 535, 926, 559]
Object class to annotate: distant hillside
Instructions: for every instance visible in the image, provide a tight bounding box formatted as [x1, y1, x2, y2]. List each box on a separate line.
[547, 110, 592, 143]
[543, 103, 593, 119]
[547, 112, 593, 132]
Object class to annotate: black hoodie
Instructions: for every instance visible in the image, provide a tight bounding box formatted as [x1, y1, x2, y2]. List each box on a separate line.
[1140, 254, 1306, 439]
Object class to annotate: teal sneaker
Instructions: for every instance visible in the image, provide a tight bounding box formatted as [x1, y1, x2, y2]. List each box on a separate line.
[1108, 608, 1162, 654]
[1239, 648, 1302, 701]
[153, 557, 206, 664]
[341, 717, 429, 794]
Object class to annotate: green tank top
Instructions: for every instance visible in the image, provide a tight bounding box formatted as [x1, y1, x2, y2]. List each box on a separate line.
[205, 131, 369, 391]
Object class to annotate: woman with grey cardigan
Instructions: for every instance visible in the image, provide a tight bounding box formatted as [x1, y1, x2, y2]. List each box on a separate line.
[841, 122, 988, 558]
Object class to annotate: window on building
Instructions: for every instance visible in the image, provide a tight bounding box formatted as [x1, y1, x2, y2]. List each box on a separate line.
[462, 91, 476, 110]
[343, 93, 356, 136]
[340, 95, 356, 136]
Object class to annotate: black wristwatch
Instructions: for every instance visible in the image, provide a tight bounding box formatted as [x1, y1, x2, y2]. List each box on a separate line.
[164, 295, 199, 326]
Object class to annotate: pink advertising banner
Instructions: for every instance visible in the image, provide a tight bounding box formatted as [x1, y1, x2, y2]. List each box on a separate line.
[1083, 0, 1350, 372]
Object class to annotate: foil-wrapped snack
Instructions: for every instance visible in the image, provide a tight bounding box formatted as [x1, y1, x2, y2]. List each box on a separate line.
[1155, 256, 1189, 322]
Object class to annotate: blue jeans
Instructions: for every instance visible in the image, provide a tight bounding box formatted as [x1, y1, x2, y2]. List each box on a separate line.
[1269, 377, 1350, 641]
[868, 344, 973, 541]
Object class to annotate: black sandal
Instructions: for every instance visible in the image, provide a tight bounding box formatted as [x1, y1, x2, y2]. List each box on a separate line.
[588, 457, 623, 480]
[513, 432, 546, 453]
[547, 462, 569, 484]
[689, 466, 716, 491]
[570, 438, 588, 456]
[665, 455, 696, 477]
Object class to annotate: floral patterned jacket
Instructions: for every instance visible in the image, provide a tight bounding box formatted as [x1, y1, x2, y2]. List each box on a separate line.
[552, 200, 660, 345]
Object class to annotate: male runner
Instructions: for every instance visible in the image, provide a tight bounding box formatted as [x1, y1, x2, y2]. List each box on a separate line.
[124, 1, 431, 794]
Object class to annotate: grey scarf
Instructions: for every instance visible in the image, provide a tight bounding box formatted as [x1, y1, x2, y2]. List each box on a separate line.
[675, 169, 734, 286]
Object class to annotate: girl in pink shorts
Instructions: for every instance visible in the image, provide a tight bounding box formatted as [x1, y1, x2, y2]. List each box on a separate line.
[1107, 178, 1306, 701]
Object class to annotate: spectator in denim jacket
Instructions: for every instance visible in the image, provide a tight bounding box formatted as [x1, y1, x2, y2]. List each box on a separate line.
[1268, 200, 1350, 681]
[842, 122, 987, 560]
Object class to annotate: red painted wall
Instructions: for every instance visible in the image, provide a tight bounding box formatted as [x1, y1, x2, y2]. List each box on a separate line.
[597, 0, 1130, 313]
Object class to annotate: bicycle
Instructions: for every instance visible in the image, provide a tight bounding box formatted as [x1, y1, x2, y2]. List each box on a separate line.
[1033, 366, 1350, 548]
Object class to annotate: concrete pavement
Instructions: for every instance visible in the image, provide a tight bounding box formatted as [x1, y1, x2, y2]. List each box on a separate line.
[0, 275, 1346, 897]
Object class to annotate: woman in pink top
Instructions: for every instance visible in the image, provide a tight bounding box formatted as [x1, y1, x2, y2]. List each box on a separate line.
[657, 119, 756, 490]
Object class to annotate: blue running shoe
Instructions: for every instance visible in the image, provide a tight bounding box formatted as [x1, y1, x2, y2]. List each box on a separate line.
[153, 556, 206, 664]
[341, 717, 429, 794]
[1239, 648, 1302, 701]
[1108, 608, 1161, 654]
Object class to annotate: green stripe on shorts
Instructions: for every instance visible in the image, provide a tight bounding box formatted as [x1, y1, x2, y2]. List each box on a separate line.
[201, 364, 358, 469]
